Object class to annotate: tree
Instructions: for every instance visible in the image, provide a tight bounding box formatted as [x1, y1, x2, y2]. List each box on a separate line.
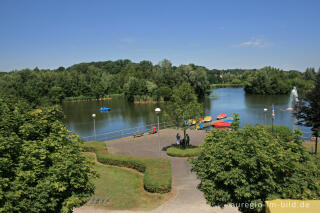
[166, 82, 203, 143]
[0, 97, 96, 213]
[295, 70, 320, 154]
[231, 113, 240, 130]
[192, 125, 320, 213]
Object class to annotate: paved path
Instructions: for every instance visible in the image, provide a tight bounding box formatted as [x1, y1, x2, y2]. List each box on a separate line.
[75, 129, 238, 213]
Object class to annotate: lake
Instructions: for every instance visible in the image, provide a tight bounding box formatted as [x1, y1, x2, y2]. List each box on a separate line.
[62, 88, 312, 141]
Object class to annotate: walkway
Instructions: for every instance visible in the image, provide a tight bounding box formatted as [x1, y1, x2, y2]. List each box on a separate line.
[74, 128, 239, 213]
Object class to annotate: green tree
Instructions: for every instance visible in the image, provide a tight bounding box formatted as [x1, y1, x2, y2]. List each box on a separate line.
[166, 82, 203, 143]
[0, 98, 96, 213]
[295, 70, 320, 154]
[192, 125, 320, 213]
[231, 113, 240, 130]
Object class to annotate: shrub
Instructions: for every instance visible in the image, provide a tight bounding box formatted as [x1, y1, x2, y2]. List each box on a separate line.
[83, 142, 172, 194]
[167, 145, 201, 157]
[192, 125, 320, 213]
[82, 141, 108, 154]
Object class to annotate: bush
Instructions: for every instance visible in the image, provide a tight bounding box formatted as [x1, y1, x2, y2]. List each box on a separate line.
[84, 142, 172, 194]
[167, 145, 201, 157]
[82, 141, 108, 154]
[192, 125, 320, 213]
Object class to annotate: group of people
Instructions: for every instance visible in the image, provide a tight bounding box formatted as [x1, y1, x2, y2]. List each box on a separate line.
[176, 133, 190, 147]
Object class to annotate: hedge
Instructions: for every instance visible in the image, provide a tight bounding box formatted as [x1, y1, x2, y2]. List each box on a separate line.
[83, 142, 172, 194]
[167, 145, 201, 157]
[82, 141, 108, 154]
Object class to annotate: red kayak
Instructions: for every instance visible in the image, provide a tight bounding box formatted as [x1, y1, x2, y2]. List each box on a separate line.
[217, 114, 227, 119]
[213, 121, 231, 127]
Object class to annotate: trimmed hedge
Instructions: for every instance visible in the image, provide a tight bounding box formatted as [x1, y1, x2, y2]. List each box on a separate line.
[167, 145, 201, 157]
[83, 142, 172, 194]
[82, 141, 108, 154]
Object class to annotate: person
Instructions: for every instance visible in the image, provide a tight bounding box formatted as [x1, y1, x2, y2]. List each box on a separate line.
[176, 133, 180, 145]
[153, 126, 157, 133]
[186, 134, 190, 146]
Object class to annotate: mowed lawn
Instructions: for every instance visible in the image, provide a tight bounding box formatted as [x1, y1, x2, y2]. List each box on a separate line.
[303, 140, 320, 155]
[88, 163, 169, 210]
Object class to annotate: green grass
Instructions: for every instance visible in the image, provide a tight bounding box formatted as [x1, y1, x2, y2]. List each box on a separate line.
[303, 141, 320, 155]
[82, 141, 108, 154]
[89, 164, 167, 210]
[166, 145, 201, 157]
[210, 83, 244, 88]
[82, 141, 172, 194]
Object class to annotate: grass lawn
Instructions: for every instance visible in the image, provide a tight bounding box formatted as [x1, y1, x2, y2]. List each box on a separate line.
[303, 140, 320, 155]
[91, 164, 168, 210]
[167, 145, 201, 157]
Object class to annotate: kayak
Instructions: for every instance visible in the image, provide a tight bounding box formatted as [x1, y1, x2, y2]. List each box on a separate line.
[204, 116, 212, 122]
[99, 107, 111, 112]
[217, 114, 227, 119]
[213, 121, 231, 127]
[224, 119, 233, 123]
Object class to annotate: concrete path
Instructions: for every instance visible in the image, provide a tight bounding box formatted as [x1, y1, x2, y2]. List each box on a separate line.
[74, 129, 239, 213]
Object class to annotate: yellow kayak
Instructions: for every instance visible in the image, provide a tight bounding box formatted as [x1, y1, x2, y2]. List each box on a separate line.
[188, 119, 197, 125]
[204, 116, 212, 122]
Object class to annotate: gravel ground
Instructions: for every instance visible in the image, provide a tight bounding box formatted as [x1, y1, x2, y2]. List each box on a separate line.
[74, 128, 239, 213]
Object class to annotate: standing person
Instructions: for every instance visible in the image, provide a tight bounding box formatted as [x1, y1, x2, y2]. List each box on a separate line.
[176, 133, 181, 145]
[186, 134, 190, 146]
[153, 126, 157, 133]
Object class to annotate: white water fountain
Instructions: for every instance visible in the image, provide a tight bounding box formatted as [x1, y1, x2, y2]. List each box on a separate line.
[287, 86, 298, 111]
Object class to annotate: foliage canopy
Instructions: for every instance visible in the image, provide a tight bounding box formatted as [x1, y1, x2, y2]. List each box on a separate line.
[0, 97, 96, 213]
[192, 125, 320, 213]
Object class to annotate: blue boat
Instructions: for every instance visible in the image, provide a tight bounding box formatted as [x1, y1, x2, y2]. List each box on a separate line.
[224, 119, 233, 123]
[99, 107, 111, 112]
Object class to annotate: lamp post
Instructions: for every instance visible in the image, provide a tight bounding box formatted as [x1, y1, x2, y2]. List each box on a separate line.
[271, 105, 275, 136]
[155, 108, 161, 157]
[92, 114, 96, 141]
[264, 108, 268, 125]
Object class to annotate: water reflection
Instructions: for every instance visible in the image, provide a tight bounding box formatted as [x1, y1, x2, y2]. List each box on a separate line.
[62, 88, 311, 140]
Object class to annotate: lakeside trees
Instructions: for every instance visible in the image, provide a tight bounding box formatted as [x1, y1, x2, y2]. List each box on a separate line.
[0, 97, 96, 212]
[192, 125, 320, 213]
[295, 70, 320, 154]
[244, 67, 314, 95]
[165, 82, 203, 143]
[0, 60, 317, 104]
[0, 59, 210, 105]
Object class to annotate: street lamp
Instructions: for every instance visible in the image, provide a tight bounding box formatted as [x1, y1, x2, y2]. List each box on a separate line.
[264, 108, 268, 125]
[92, 114, 96, 141]
[271, 105, 275, 136]
[155, 108, 161, 157]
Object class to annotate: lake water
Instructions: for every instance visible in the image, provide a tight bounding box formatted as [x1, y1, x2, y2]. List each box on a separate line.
[62, 88, 312, 141]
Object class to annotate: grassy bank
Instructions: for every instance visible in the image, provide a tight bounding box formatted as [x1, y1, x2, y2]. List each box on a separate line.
[64, 94, 123, 102]
[90, 164, 168, 209]
[210, 83, 244, 88]
[83, 141, 172, 193]
[83, 153, 168, 210]
[167, 145, 201, 157]
[303, 140, 320, 155]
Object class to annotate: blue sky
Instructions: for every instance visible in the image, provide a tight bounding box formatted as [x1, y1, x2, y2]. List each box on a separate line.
[0, 0, 319, 71]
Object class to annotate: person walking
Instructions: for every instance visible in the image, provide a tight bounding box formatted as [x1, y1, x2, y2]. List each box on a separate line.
[176, 133, 181, 145]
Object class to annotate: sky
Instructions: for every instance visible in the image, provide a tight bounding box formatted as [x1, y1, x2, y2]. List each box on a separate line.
[0, 0, 319, 72]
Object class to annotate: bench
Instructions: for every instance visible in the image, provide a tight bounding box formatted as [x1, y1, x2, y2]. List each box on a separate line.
[148, 130, 157, 134]
[133, 132, 144, 138]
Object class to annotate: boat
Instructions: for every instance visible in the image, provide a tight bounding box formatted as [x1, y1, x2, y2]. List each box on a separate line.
[213, 121, 231, 127]
[188, 119, 197, 125]
[224, 119, 233, 123]
[217, 114, 227, 119]
[99, 107, 111, 112]
[204, 116, 212, 122]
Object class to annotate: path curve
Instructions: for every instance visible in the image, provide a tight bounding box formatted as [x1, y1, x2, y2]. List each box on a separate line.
[74, 129, 238, 213]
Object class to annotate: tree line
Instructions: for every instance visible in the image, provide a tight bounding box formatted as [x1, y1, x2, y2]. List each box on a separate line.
[0, 59, 317, 105]
[0, 59, 210, 105]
